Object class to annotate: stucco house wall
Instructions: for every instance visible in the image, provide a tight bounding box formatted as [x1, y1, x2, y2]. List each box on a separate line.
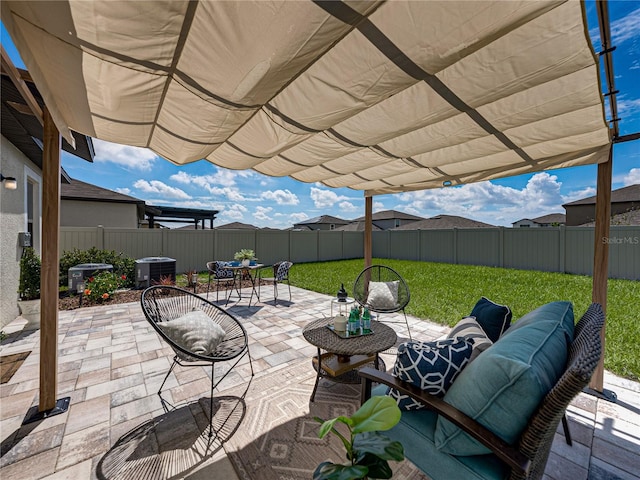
[1, 135, 41, 328]
[61, 200, 139, 228]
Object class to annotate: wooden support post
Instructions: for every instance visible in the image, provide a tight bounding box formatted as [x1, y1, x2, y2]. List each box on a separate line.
[364, 196, 372, 268]
[589, 149, 612, 392]
[39, 107, 61, 411]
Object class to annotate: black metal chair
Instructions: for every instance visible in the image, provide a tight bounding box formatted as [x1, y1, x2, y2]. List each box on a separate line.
[353, 264, 412, 340]
[141, 286, 253, 437]
[258, 261, 293, 305]
[206, 261, 235, 303]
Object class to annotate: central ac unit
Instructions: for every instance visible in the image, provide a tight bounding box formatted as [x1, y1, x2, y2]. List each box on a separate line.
[68, 263, 113, 292]
[135, 257, 176, 288]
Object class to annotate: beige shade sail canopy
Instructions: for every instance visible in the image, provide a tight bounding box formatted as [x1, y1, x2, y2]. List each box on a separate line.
[2, 0, 611, 196]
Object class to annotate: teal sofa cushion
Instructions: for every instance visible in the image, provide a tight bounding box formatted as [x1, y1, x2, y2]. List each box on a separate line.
[435, 301, 574, 456]
[372, 385, 509, 480]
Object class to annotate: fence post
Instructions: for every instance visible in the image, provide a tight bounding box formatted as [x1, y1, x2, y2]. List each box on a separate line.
[559, 225, 566, 274]
[499, 227, 504, 268]
[161, 228, 168, 256]
[97, 225, 104, 250]
[453, 228, 458, 264]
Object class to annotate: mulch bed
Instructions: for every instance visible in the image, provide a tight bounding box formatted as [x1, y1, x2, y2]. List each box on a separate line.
[58, 279, 263, 311]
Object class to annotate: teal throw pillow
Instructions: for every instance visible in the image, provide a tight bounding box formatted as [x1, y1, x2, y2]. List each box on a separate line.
[434, 301, 574, 456]
[470, 297, 512, 342]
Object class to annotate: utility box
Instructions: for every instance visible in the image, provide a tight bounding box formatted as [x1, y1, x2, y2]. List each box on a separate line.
[135, 257, 176, 288]
[18, 232, 31, 247]
[68, 263, 113, 292]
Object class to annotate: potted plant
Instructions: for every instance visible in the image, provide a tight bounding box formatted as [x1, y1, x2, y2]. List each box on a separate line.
[17, 247, 41, 328]
[234, 248, 256, 267]
[314, 395, 404, 480]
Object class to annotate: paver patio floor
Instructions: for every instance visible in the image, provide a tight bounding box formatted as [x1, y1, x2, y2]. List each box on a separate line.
[1, 286, 638, 479]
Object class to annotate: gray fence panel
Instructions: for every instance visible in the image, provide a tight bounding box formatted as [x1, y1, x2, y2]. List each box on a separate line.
[457, 229, 500, 266]
[343, 232, 364, 259]
[564, 227, 594, 275]
[605, 226, 640, 280]
[103, 228, 163, 259]
[214, 231, 256, 262]
[60, 227, 97, 255]
[256, 230, 291, 265]
[290, 231, 319, 263]
[420, 230, 455, 263]
[388, 230, 420, 260]
[165, 230, 214, 273]
[372, 231, 390, 258]
[318, 230, 343, 261]
[504, 228, 560, 272]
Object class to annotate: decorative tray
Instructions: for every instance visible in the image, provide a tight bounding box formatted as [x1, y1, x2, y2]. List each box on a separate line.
[327, 325, 374, 339]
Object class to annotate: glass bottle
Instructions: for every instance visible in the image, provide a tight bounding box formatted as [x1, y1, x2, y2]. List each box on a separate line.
[362, 307, 371, 333]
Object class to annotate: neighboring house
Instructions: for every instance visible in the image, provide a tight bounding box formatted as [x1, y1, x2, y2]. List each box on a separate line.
[352, 209, 424, 230]
[512, 213, 566, 228]
[334, 221, 382, 232]
[293, 215, 350, 231]
[563, 184, 640, 226]
[580, 208, 640, 226]
[61, 179, 145, 228]
[393, 214, 495, 229]
[1, 70, 94, 328]
[215, 222, 259, 230]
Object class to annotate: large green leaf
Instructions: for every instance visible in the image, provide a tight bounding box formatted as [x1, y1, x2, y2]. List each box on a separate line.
[316, 416, 353, 439]
[355, 453, 393, 479]
[350, 396, 401, 433]
[313, 462, 369, 480]
[352, 432, 405, 461]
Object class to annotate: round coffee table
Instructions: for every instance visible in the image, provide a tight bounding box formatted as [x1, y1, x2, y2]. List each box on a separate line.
[303, 317, 397, 401]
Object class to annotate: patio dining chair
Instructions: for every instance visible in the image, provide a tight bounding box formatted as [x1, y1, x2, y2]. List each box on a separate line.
[258, 261, 293, 305]
[353, 264, 412, 340]
[141, 285, 254, 438]
[206, 260, 235, 304]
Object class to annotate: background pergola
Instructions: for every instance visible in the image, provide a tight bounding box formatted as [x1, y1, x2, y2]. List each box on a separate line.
[2, 0, 635, 417]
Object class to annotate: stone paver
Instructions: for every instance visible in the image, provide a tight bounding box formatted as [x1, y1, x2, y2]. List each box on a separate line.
[1, 285, 638, 480]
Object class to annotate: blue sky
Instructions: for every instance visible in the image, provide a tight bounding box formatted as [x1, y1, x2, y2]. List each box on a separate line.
[2, 2, 639, 229]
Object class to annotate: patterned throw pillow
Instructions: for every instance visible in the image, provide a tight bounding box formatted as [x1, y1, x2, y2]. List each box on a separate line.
[366, 281, 399, 310]
[387, 338, 474, 410]
[158, 309, 226, 361]
[448, 316, 493, 361]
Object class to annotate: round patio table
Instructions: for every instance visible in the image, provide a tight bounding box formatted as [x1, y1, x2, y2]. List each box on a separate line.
[303, 317, 396, 401]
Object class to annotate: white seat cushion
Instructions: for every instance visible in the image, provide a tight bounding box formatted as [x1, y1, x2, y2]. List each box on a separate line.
[158, 310, 226, 357]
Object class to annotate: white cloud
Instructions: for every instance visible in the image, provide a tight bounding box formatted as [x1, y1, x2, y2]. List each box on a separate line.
[169, 170, 250, 201]
[338, 201, 358, 212]
[616, 96, 640, 116]
[93, 139, 157, 171]
[372, 201, 386, 212]
[396, 173, 579, 225]
[253, 206, 273, 221]
[261, 189, 299, 205]
[289, 212, 309, 223]
[310, 187, 351, 208]
[133, 179, 190, 199]
[624, 168, 640, 186]
[219, 203, 248, 221]
[115, 187, 131, 195]
[610, 7, 640, 45]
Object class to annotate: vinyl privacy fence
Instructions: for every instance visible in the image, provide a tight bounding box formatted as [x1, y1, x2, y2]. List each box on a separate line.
[59, 226, 640, 280]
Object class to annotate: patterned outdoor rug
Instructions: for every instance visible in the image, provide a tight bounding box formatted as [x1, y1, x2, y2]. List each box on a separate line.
[220, 359, 428, 480]
[0, 351, 30, 384]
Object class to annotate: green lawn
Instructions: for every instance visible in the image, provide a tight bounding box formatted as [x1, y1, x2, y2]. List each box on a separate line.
[289, 258, 640, 381]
